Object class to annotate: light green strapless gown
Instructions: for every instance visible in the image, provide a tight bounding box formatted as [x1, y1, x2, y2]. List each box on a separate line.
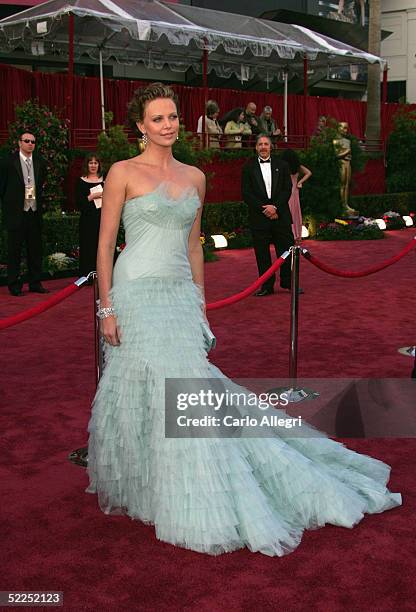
[86, 181, 401, 557]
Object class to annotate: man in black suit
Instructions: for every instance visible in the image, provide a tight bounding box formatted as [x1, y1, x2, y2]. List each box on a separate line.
[242, 134, 296, 296]
[0, 132, 49, 296]
[244, 102, 263, 136]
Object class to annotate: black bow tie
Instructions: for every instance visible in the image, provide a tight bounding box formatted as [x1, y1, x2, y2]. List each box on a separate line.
[259, 158, 271, 164]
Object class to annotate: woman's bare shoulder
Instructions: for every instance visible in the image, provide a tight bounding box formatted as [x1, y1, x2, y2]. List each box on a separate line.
[108, 158, 140, 174]
[175, 163, 205, 203]
[177, 162, 205, 187]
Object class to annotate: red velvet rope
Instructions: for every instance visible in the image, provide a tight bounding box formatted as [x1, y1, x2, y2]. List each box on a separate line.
[207, 253, 288, 310]
[0, 281, 84, 331]
[302, 237, 416, 278]
[1, 255, 287, 330]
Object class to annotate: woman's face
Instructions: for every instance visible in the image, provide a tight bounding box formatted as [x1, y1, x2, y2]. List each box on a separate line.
[212, 111, 219, 120]
[138, 98, 179, 147]
[238, 111, 245, 122]
[88, 158, 99, 175]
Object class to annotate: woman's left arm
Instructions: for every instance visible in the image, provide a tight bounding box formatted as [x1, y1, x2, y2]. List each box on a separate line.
[297, 164, 312, 188]
[188, 171, 206, 300]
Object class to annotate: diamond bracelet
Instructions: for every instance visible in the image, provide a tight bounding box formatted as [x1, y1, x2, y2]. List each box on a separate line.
[97, 306, 115, 319]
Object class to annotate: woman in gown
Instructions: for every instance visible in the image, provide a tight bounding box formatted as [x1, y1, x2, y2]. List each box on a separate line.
[280, 148, 312, 244]
[86, 83, 401, 557]
[76, 153, 104, 276]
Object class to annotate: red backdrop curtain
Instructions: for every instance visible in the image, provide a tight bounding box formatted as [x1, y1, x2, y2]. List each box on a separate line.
[2, 63, 415, 141]
[0, 64, 32, 136]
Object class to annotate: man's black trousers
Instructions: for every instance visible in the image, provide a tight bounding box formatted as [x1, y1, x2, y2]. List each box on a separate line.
[7, 210, 42, 290]
[251, 222, 294, 292]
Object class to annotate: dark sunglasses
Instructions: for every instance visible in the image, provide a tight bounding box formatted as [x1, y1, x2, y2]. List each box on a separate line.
[21, 139, 36, 144]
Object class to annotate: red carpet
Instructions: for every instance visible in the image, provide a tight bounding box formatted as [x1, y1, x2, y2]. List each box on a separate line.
[1, 229, 415, 611]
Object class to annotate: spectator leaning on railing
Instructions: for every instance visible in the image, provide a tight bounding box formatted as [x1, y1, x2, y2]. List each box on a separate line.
[197, 100, 222, 148]
[260, 106, 282, 142]
[223, 108, 252, 149]
[243, 102, 264, 136]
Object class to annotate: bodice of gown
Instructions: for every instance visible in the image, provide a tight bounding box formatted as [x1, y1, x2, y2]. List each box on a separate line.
[112, 182, 201, 286]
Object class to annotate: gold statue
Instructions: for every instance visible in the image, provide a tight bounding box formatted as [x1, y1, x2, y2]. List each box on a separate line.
[333, 122, 357, 217]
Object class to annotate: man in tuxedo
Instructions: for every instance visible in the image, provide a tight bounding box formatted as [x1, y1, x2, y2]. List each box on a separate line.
[241, 134, 296, 296]
[0, 132, 49, 296]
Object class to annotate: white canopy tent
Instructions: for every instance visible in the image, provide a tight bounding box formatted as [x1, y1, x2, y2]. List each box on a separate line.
[0, 0, 385, 133]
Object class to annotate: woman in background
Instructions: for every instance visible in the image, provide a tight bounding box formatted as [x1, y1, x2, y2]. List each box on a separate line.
[76, 153, 104, 276]
[281, 148, 312, 243]
[224, 108, 252, 148]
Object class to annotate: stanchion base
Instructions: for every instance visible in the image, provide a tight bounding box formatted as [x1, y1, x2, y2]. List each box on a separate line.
[68, 447, 88, 467]
[267, 386, 320, 403]
[398, 346, 416, 358]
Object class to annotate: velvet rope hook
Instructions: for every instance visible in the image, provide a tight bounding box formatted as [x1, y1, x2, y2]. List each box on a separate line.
[206, 251, 290, 310]
[0, 277, 89, 331]
[301, 236, 416, 279]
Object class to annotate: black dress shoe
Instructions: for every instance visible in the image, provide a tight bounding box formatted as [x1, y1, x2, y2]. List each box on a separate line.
[29, 284, 50, 294]
[254, 288, 274, 297]
[9, 288, 24, 297]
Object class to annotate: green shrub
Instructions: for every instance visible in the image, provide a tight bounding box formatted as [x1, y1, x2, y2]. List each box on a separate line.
[318, 118, 367, 174]
[202, 201, 248, 236]
[384, 215, 406, 230]
[350, 192, 416, 217]
[173, 126, 202, 166]
[299, 118, 367, 220]
[6, 100, 69, 212]
[299, 140, 343, 221]
[42, 212, 80, 256]
[224, 229, 253, 249]
[315, 224, 384, 241]
[201, 234, 218, 261]
[386, 108, 416, 193]
[96, 112, 139, 172]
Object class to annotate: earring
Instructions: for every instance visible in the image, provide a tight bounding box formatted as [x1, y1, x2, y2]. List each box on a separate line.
[142, 133, 148, 146]
[176, 135, 179, 141]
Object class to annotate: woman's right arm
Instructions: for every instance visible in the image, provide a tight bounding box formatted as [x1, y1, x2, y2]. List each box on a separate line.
[297, 164, 312, 188]
[97, 162, 126, 345]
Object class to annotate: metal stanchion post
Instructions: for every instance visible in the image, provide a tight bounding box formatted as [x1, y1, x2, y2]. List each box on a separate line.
[288, 246, 319, 402]
[269, 246, 319, 403]
[289, 245, 300, 379]
[68, 271, 100, 467]
[93, 273, 105, 385]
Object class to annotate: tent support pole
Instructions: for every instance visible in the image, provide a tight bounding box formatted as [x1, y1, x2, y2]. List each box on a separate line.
[99, 49, 106, 131]
[303, 54, 308, 148]
[202, 45, 208, 147]
[67, 12, 74, 146]
[283, 70, 288, 142]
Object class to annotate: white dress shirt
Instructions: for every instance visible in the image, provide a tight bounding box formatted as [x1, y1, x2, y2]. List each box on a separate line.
[258, 157, 272, 199]
[20, 151, 37, 211]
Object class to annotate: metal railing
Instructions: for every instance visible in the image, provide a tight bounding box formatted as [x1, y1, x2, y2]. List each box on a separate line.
[0, 128, 386, 154]
[193, 132, 310, 150]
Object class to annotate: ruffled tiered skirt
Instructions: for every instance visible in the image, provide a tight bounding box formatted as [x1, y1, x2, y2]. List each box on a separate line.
[86, 277, 401, 557]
